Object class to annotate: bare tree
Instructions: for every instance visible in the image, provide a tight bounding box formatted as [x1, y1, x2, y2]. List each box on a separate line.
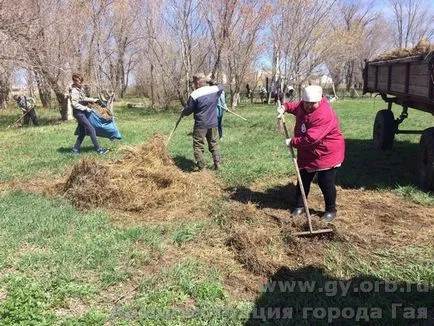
[0, 64, 12, 109]
[388, 0, 434, 48]
[0, 0, 90, 118]
[325, 0, 380, 91]
[163, 0, 209, 103]
[226, 0, 271, 108]
[203, 0, 270, 108]
[202, 0, 237, 80]
[274, 0, 338, 95]
[86, 0, 143, 97]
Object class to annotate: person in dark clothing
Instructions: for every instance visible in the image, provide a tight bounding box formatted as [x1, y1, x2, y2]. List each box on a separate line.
[13, 95, 39, 126]
[181, 73, 224, 170]
[246, 84, 251, 99]
[70, 73, 108, 155]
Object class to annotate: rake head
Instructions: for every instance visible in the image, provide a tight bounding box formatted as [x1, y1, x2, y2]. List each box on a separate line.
[294, 228, 334, 237]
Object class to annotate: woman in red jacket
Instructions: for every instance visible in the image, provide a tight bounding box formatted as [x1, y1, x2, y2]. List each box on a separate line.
[279, 85, 345, 221]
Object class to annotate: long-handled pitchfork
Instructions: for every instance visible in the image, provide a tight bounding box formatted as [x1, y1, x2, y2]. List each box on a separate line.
[277, 101, 333, 237]
[165, 114, 183, 147]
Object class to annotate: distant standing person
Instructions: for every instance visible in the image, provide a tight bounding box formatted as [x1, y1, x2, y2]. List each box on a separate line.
[208, 79, 228, 141]
[285, 86, 295, 102]
[246, 84, 251, 99]
[278, 85, 345, 222]
[259, 86, 267, 103]
[70, 73, 108, 155]
[217, 90, 228, 141]
[181, 73, 224, 170]
[13, 95, 39, 126]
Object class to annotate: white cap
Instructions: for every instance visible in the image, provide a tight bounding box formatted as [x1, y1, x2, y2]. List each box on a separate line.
[302, 85, 322, 102]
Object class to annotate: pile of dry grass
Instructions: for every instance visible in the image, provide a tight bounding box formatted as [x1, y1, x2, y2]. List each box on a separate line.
[61, 134, 219, 214]
[88, 103, 113, 120]
[377, 38, 433, 60]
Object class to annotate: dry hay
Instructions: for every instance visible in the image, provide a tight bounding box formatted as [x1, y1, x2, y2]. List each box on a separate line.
[224, 201, 334, 278]
[224, 177, 434, 281]
[88, 103, 113, 120]
[376, 38, 433, 60]
[60, 134, 220, 216]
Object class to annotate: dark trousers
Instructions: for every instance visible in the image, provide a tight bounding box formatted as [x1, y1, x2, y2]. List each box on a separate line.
[23, 109, 39, 126]
[73, 109, 100, 150]
[193, 126, 220, 169]
[296, 168, 338, 213]
[217, 116, 223, 139]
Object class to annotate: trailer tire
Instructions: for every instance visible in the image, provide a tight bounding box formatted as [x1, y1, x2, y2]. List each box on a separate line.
[418, 127, 434, 191]
[373, 110, 395, 150]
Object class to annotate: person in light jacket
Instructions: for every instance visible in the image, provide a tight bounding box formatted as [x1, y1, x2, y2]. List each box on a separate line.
[278, 85, 345, 221]
[70, 73, 107, 155]
[208, 79, 228, 141]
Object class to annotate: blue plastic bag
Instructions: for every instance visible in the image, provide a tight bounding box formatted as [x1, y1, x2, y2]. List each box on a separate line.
[75, 110, 123, 140]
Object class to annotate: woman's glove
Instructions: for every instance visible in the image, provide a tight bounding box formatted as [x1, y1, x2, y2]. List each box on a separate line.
[284, 138, 291, 146]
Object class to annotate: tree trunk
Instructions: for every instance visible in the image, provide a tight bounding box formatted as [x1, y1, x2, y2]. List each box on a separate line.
[55, 91, 72, 121]
[150, 63, 155, 109]
[0, 78, 10, 109]
[345, 60, 355, 92]
[35, 72, 52, 108]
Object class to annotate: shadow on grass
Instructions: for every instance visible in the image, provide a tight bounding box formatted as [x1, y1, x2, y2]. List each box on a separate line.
[56, 146, 97, 154]
[173, 155, 196, 172]
[245, 265, 433, 325]
[227, 137, 423, 210]
[339, 139, 420, 190]
[226, 184, 326, 217]
[226, 184, 296, 210]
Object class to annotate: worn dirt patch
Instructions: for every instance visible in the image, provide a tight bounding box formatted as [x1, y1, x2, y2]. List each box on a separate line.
[55, 297, 90, 318]
[222, 176, 434, 295]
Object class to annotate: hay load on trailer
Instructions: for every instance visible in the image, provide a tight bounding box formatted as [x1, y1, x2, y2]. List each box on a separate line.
[363, 48, 434, 190]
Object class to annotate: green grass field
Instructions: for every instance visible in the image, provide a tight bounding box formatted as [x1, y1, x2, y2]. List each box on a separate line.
[0, 98, 433, 325]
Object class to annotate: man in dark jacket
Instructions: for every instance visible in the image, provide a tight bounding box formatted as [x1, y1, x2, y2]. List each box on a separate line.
[181, 73, 224, 170]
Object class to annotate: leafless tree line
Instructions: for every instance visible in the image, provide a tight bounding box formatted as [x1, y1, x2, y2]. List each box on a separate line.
[0, 0, 432, 115]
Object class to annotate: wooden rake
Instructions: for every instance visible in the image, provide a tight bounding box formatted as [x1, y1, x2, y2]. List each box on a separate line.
[277, 102, 334, 237]
[165, 114, 183, 147]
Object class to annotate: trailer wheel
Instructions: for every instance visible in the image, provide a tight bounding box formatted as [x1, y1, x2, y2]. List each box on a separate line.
[373, 110, 396, 150]
[418, 127, 434, 191]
